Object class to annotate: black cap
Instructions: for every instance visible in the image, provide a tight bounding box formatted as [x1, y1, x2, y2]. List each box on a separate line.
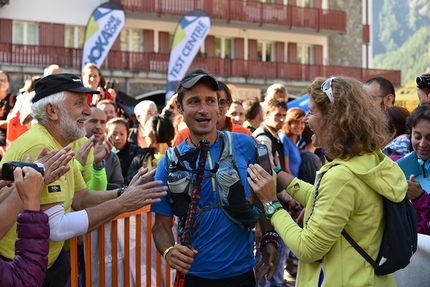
[177, 70, 219, 92]
[32, 73, 100, 103]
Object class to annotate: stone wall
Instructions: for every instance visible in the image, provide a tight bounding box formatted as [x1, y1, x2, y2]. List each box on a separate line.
[328, 0, 364, 68]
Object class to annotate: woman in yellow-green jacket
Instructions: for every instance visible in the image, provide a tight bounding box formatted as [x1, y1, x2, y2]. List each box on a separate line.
[248, 76, 408, 287]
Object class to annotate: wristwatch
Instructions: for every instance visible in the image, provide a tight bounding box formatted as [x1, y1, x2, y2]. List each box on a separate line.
[264, 200, 283, 220]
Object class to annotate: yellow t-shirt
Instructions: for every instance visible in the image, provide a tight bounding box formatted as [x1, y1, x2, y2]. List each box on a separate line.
[0, 123, 87, 268]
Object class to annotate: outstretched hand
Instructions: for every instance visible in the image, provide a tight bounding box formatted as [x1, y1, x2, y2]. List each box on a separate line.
[247, 164, 277, 205]
[407, 174, 425, 200]
[29, 146, 74, 185]
[93, 134, 112, 166]
[255, 242, 278, 280]
[117, 178, 167, 212]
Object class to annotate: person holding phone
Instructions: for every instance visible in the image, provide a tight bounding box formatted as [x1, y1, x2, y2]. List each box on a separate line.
[403, 105, 430, 235]
[0, 146, 75, 287]
[248, 76, 407, 286]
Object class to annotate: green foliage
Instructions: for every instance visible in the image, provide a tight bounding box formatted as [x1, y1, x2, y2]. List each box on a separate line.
[373, 0, 430, 85]
[373, 26, 430, 85]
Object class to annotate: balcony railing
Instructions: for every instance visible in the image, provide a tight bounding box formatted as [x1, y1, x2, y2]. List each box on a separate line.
[121, 0, 347, 33]
[0, 43, 401, 85]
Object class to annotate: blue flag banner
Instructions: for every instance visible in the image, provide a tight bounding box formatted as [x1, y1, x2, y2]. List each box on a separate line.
[166, 9, 211, 100]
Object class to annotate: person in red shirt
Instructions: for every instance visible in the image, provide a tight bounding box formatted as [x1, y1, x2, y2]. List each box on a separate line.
[172, 81, 251, 146]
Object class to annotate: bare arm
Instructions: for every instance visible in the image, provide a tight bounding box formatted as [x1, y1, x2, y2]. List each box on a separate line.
[0, 189, 22, 239]
[249, 166, 279, 280]
[152, 213, 196, 274]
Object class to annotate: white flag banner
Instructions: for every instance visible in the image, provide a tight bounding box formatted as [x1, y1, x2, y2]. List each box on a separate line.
[166, 9, 211, 100]
[82, 2, 125, 69]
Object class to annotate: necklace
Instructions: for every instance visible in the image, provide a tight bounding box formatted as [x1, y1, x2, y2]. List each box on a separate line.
[188, 132, 219, 147]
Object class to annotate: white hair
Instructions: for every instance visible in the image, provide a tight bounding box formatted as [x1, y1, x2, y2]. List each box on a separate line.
[134, 100, 157, 116]
[31, 91, 67, 125]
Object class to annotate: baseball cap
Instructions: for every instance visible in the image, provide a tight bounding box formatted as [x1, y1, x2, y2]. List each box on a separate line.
[177, 70, 219, 92]
[32, 73, 100, 103]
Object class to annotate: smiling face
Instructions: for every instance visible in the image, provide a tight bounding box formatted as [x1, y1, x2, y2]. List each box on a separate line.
[57, 92, 91, 144]
[82, 67, 100, 90]
[305, 99, 324, 148]
[0, 72, 10, 95]
[179, 82, 219, 138]
[411, 119, 430, 162]
[227, 102, 246, 126]
[99, 103, 116, 121]
[107, 122, 128, 150]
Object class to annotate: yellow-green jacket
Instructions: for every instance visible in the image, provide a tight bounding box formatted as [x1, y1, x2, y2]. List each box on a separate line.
[273, 150, 407, 287]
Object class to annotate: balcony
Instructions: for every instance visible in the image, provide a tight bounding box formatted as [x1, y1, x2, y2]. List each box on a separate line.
[121, 0, 347, 33]
[0, 43, 401, 85]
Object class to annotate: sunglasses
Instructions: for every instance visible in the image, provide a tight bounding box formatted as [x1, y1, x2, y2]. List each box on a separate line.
[372, 94, 387, 99]
[321, 77, 335, 103]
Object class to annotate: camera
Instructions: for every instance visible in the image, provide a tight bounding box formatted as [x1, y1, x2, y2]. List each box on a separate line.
[2, 161, 44, 181]
[416, 76, 430, 88]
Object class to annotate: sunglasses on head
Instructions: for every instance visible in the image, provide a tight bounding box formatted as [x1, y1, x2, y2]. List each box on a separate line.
[321, 77, 335, 103]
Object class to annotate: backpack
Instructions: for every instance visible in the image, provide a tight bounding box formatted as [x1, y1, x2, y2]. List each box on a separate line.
[316, 165, 418, 275]
[341, 195, 418, 275]
[165, 131, 259, 231]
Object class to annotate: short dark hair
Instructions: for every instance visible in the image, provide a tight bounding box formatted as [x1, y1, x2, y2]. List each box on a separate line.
[243, 98, 261, 121]
[365, 76, 396, 103]
[265, 98, 288, 114]
[106, 117, 129, 136]
[301, 125, 314, 145]
[406, 105, 430, 133]
[384, 106, 410, 138]
[150, 114, 175, 145]
[217, 81, 232, 103]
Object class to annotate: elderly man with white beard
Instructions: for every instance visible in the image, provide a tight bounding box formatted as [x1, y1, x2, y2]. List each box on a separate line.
[0, 73, 168, 287]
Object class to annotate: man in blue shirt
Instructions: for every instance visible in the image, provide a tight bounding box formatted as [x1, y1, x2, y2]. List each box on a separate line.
[151, 69, 278, 286]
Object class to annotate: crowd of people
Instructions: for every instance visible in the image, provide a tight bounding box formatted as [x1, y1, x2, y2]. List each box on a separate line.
[0, 63, 427, 287]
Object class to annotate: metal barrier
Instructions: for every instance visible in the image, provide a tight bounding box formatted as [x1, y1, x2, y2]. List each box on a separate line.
[69, 206, 172, 287]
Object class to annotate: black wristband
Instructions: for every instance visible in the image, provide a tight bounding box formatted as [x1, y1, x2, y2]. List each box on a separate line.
[117, 187, 126, 197]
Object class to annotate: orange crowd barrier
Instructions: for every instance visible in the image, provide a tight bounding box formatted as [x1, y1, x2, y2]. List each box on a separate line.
[69, 206, 172, 287]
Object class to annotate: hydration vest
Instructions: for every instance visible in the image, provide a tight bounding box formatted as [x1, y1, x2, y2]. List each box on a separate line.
[166, 131, 259, 231]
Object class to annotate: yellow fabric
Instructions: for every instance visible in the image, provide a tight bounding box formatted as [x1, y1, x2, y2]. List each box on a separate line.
[0, 124, 87, 268]
[274, 151, 406, 286]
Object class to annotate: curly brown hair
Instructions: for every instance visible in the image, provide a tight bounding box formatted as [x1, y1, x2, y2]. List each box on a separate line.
[308, 76, 388, 159]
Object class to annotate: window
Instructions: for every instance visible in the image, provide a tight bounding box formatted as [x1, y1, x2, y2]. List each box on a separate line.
[65, 26, 85, 48]
[297, 44, 312, 64]
[215, 37, 232, 58]
[13, 22, 38, 45]
[258, 42, 272, 62]
[296, 0, 312, 7]
[120, 29, 143, 52]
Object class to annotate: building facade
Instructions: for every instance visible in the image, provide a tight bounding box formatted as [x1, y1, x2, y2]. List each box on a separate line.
[0, 0, 397, 101]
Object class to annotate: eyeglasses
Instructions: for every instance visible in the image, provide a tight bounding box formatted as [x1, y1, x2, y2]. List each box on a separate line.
[372, 94, 387, 99]
[219, 99, 230, 108]
[321, 77, 335, 103]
